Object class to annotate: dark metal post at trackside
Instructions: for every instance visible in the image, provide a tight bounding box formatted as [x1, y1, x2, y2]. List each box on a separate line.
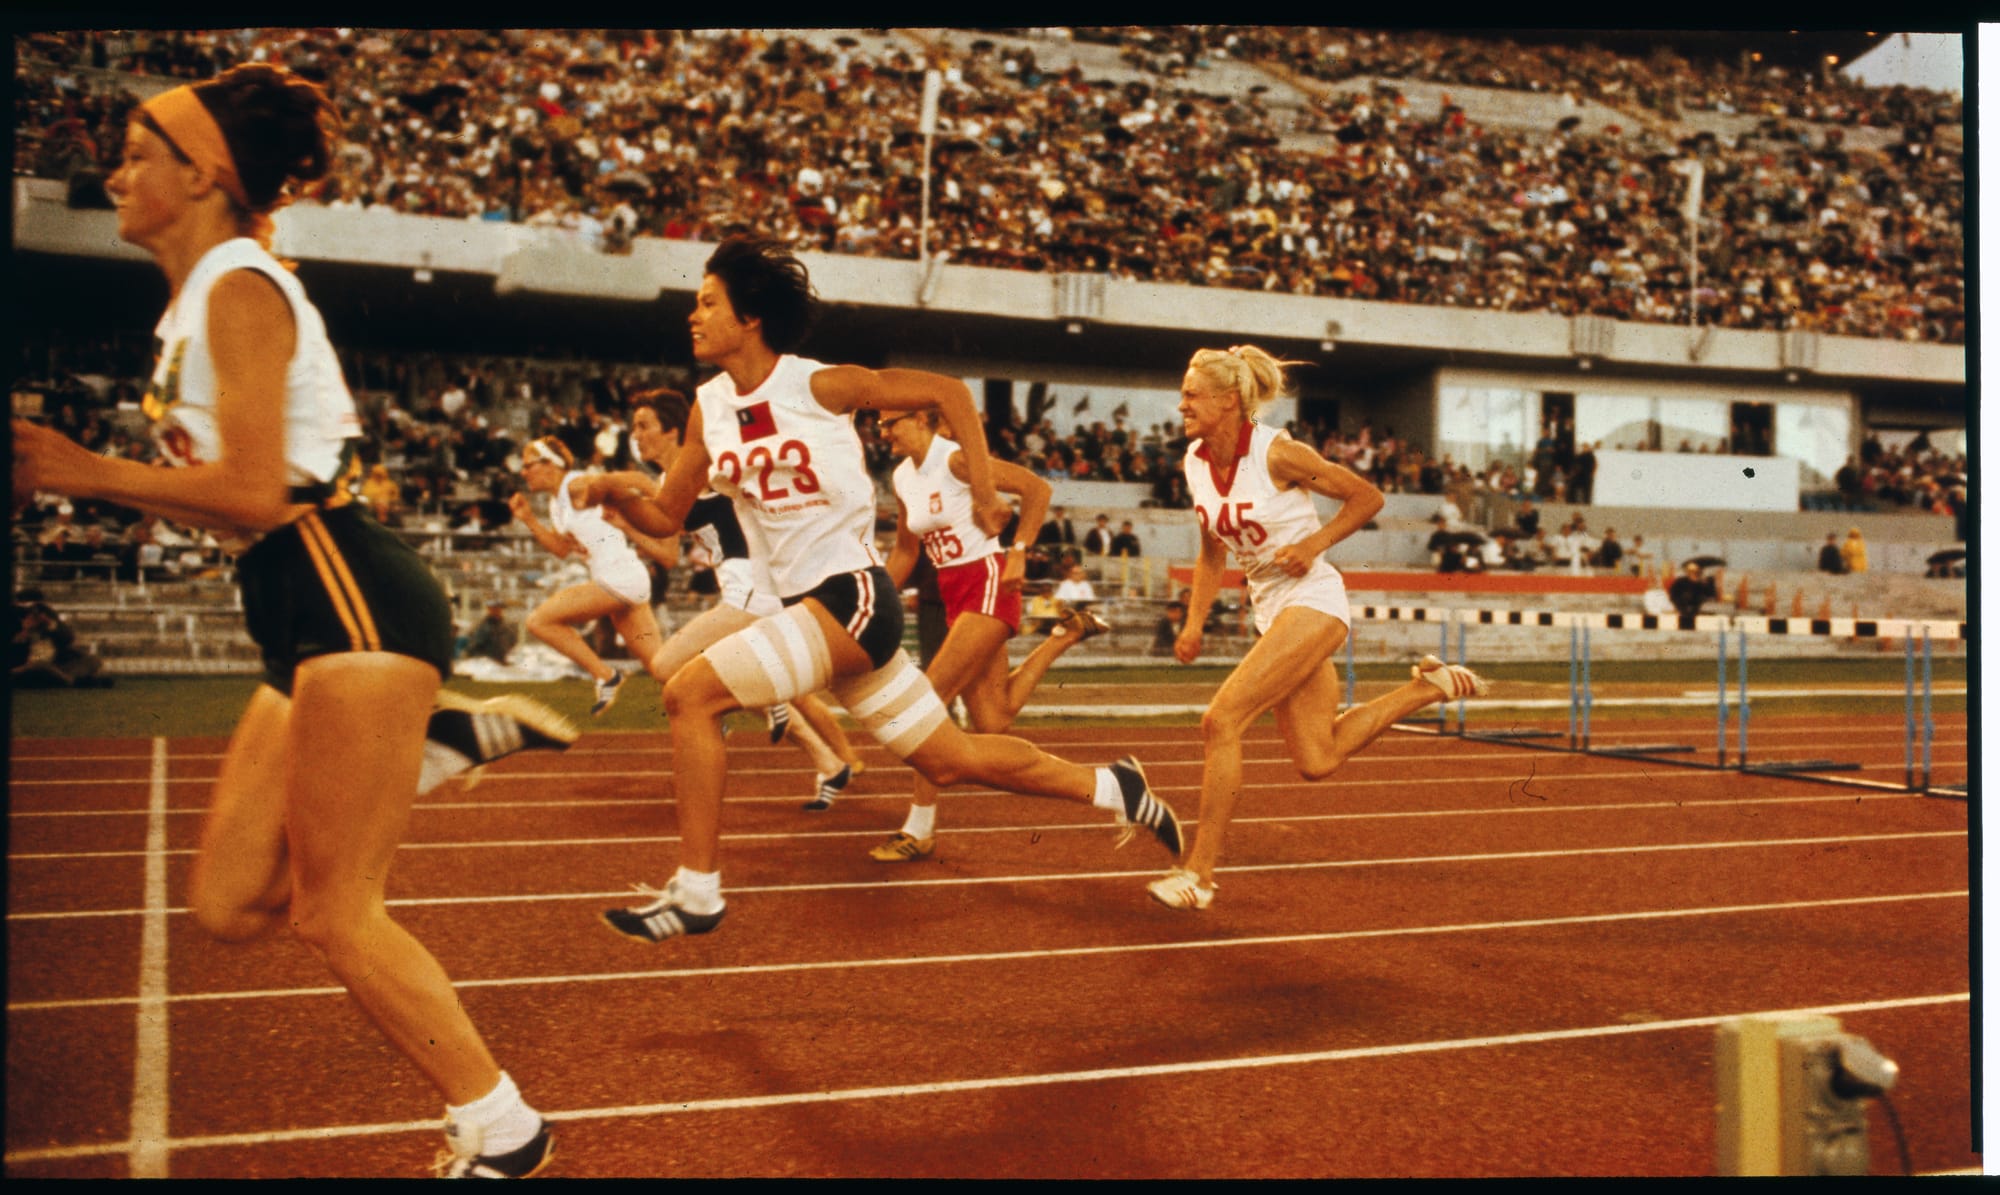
[1570, 622, 1581, 751]
[1438, 613, 1451, 733]
[1924, 628, 1934, 791]
[1905, 631, 1917, 792]
[1737, 627, 1749, 769]
[1456, 618, 1468, 735]
[1344, 625, 1355, 711]
[1717, 627, 1728, 769]
[1582, 624, 1593, 750]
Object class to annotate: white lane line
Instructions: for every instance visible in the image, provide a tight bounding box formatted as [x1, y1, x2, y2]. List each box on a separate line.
[3, 991, 1968, 1163]
[8, 889, 1968, 1010]
[3, 791, 1968, 867]
[8, 829, 1967, 917]
[128, 738, 171, 1178]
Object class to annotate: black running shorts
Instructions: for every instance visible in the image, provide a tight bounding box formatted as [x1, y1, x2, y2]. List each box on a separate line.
[236, 504, 454, 694]
[785, 566, 904, 670]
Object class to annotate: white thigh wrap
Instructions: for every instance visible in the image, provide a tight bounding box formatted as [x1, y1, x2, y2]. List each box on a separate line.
[701, 605, 834, 709]
[829, 650, 950, 759]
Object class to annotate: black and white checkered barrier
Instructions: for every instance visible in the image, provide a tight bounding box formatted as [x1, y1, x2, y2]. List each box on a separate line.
[1351, 605, 1965, 643]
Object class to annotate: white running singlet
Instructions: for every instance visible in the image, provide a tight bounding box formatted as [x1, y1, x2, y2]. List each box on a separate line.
[696, 354, 879, 598]
[891, 434, 1002, 570]
[547, 470, 650, 605]
[143, 237, 360, 488]
[1185, 419, 1350, 633]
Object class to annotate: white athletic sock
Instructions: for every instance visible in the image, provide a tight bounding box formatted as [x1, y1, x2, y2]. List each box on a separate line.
[445, 1071, 541, 1156]
[416, 741, 471, 796]
[672, 866, 724, 914]
[1091, 766, 1122, 811]
[901, 804, 938, 839]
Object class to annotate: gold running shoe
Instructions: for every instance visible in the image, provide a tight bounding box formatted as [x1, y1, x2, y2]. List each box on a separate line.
[1056, 604, 1112, 641]
[869, 831, 937, 862]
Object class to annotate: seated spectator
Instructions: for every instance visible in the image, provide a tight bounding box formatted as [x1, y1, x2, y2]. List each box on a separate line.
[1667, 562, 1722, 620]
[1109, 520, 1143, 557]
[1083, 513, 1115, 555]
[1841, 527, 1870, 575]
[1426, 515, 1466, 573]
[1150, 600, 1186, 657]
[361, 463, 400, 523]
[1817, 533, 1847, 575]
[1053, 563, 1099, 610]
[1023, 583, 1064, 635]
[1593, 528, 1624, 572]
[11, 600, 108, 688]
[462, 601, 519, 665]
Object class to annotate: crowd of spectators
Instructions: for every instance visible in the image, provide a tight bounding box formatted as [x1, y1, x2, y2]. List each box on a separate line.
[14, 26, 1964, 343]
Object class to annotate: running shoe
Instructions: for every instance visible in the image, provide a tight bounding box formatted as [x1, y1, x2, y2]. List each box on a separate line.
[1057, 604, 1112, 641]
[602, 881, 726, 942]
[1147, 867, 1216, 910]
[801, 764, 852, 811]
[765, 703, 791, 744]
[420, 693, 580, 795]
[1413, 653, 1490, 700]
[591, 669, 627, 717]
[435, 1119, 554, 1179]
[1109, 755, 1183, 856]
[868, 831, 937, 862]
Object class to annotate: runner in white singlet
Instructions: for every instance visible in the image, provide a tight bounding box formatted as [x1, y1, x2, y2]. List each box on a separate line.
[597, 238, 1183, 944]
[1149, 345, 1490, 913]
[610, 390, 864, 803]
[868, 408, 1110, 862]
[509, 435, 666, 716]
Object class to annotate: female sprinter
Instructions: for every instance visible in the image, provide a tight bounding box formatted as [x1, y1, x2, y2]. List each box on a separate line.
[508, 434, 665, 715]
[869, 407, 1110, 862]
[599, 237, 1183, 941]
[9, 65, 555, 1175]
[617, 388, 864, 808]
[1148, 345, 1489, 911]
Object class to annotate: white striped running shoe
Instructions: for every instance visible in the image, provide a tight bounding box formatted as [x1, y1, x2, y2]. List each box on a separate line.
[1147, 868, 1216, 910]
[1414, 653, 1490, 700]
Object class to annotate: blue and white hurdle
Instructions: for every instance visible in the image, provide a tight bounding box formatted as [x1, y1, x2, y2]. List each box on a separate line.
[1338, 604, 1966, 798]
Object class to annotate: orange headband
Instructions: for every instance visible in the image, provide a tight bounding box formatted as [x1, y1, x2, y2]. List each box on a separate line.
[141, 86, 248, 210]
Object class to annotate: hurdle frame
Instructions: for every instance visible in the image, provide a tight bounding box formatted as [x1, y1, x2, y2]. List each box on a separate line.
[1349, 603, 1966, 799]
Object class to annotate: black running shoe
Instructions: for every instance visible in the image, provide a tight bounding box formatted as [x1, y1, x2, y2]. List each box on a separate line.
[421, 693, 580, 795]
[766, 703, 791, 744]
[603, 883, 727, 942]
[590, 670, 627, 717]
[435, 1119, 554, 1179]
[801, 764, 851, 811]
[1110, 755, 1182, 856]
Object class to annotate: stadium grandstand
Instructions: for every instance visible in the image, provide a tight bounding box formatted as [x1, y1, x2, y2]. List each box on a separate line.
[11, 26, 1967, 673]
[4, 26, 1977, 1184]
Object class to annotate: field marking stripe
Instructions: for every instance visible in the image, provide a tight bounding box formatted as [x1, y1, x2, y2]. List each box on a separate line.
[5, 747, 1970, 809]
[7, 830, 1966, 919]
[128, 738, 171, 1178]
[6, 788, 1967, 864]
[3, 992, 1967, 1162]
[7, 889, 1967, 1010]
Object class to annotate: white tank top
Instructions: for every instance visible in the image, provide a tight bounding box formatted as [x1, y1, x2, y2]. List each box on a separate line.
[891, 434, 1001, 570]
[143, 238, 360, 490]
[547, 470, 645, 580]
[696, 354, 879, 597]
[1184, 420, 1339, 610]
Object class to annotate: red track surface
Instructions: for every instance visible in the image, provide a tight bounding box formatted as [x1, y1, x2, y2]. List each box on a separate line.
[5, 714, 1975, 1178]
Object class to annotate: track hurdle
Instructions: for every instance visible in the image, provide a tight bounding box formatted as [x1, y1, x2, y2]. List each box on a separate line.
[1348, 603, 1964, 797]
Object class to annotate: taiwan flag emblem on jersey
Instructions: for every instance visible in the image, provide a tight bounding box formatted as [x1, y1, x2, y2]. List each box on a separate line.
[736, 400, 778, 443]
